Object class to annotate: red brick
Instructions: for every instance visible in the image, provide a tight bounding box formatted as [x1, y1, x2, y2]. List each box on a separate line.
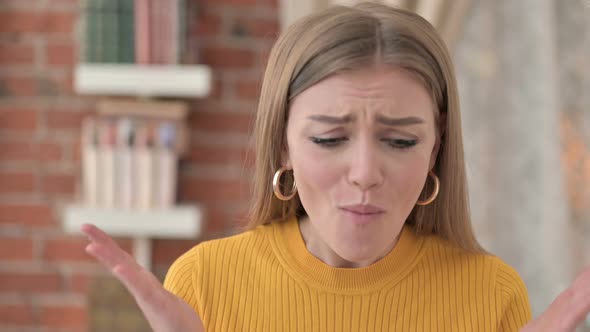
[0, 172, 36, 193]
[0, 142, 62, 162]
[236, 79, 262, 100]
[47, 0, 80, 4]
[0, 74, 73, 97]
[69, 273, 93, 294]
[233, 19, 279, 39]
[0, 0, 28, 6]
[189, 110, 254, 134]
[201, 204, 248, 232]
[193, 14, 222, 36]
[258, 0, 278, 8]
[212, 0, 258, 5]
[40, 305, 88, 330]
[39, 142, 63, 161]
[43, 237, 95, 262]
[59, 71, 75, 95]
[250, 19, 279, 39]
[0, 142, 34, 160]
[202, 47, 255, 69]
[152, 239, 197, 265]
[0, 44, 35, 65]
[187, 145, 253, 166]
[0, 203, 56, 227]
[43, 236, 133, 262]
[47, 109, 92, 129]
[0, 271, 61, 293]
[0, 109, 38, 131]
[208, 0, 277, 7]
[0, 76, 37, 96]
[203, 206, 227, 232]
[0, 237, 33, 261]
[0, 304, 34, 325]
[43, 173, 76, 195]
[206, 76, 223, 100]
[46, 42, 76, 66]
[71, 139, 82, 163]
[0, 12, 75, 34]
[0, 104, 37, 113]
[40, 73, 74, 96]
[179, 178, 251, 202]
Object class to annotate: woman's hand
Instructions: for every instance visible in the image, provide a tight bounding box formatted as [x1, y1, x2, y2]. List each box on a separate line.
[520, 266, 590, 332]
[81, 224, 205, 332]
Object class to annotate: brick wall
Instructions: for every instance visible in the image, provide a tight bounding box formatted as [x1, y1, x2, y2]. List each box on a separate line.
[0, 0, 278, 330]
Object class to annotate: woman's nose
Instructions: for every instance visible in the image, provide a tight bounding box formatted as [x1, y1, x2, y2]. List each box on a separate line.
[347, 141, 384, 191]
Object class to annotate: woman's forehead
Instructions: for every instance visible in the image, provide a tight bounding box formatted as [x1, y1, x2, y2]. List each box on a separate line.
[289, 67, 436, 119]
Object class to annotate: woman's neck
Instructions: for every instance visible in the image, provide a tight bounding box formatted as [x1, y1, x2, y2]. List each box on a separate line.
[297, 216, 400, 268]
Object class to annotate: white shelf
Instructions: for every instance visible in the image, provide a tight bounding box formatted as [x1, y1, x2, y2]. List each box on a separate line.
[62, 204, 203, 270]
[63, 204, 202, 238]
[74, 64, 212, 98]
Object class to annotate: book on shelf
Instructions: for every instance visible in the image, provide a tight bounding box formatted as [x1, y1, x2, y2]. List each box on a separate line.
[82, 0, 187, 65]
[81, 99, 188, 210]
[177, 0, 187, 64]
[134, 0, 151, 64]
[119, 0, 135, 63]
[102, 0, 119, 63]
[83, 0, 100, 62]
[151, 0, 181, 64]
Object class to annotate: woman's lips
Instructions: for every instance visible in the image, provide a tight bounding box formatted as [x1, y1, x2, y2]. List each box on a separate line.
[339, 204, 385, 225]
[340, 204, 385, 214]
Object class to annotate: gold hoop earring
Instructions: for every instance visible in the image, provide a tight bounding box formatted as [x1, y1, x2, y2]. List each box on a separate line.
[416, 171, 439, 206]
[272, 167, 297, 201]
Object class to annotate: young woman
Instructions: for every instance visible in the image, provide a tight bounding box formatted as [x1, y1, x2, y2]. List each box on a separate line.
[82, 3, 590, 331]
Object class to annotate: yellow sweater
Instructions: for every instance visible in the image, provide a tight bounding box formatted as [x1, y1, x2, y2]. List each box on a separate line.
[164, 217, 532, 331]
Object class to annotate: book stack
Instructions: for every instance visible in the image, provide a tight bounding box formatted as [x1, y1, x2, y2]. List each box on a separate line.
[81, 99, 189, 210]
[83, 0, 186, 64]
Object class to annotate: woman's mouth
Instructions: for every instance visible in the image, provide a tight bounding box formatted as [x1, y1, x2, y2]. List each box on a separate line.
[339, 204, 385, 225]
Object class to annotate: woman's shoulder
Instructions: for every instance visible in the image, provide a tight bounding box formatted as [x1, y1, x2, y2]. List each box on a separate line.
[420, 234, 532, 324]
[423, 232, 528, 289]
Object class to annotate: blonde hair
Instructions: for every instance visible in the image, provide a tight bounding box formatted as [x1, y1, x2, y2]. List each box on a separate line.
[246, 2, 483, 252]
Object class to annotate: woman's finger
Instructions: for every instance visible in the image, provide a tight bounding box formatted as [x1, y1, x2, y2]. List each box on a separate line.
[81, 224, 159, 302]
[563, 266, 590, 329]
[82, 225, 137, 270]
[85, 242, 136, 272]
[82, 223, 125, 249]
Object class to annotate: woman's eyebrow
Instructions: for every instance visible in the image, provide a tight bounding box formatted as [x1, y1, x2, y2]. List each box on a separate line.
[375, 114, 424, 126]
[307, 114, 424, 126]
[307, 114, 353, 124]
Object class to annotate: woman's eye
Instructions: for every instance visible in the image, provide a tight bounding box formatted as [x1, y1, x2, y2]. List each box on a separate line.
[384, 138, 418, 149]
[310, 137, 348, 147]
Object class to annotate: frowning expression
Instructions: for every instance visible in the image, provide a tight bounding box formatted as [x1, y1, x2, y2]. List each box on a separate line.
[284, 65, 440, 267]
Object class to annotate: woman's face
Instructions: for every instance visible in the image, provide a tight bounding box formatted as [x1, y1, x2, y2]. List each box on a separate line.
[284, 66, 440, 267]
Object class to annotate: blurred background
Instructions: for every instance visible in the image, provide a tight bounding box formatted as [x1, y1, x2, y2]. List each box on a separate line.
[0, 0, 588, 331]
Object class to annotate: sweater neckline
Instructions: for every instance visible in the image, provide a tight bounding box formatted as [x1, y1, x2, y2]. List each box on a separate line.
[270, 216, 426, 293]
